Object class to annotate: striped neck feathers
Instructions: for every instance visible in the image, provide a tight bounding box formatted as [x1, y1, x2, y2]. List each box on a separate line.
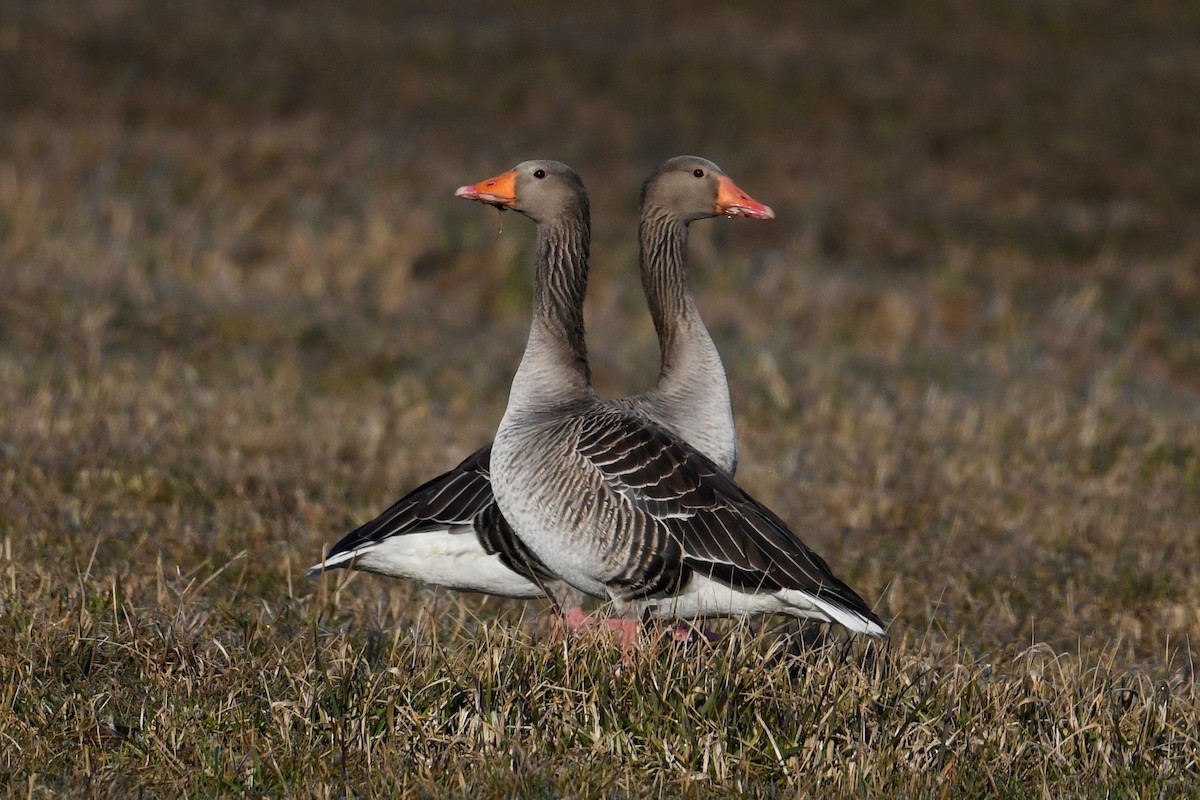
[525, 212, 592, 395]
[639, 209, 706, 375]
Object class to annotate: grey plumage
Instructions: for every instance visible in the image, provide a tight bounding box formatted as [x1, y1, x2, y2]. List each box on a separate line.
[488, 160, 886, 636]
[306, 157, 756, 611]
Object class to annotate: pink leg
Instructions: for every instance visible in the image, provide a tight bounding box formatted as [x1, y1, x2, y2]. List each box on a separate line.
[546, 607, 595, 640]
[550, 608, 642, 646]
[602, 617, 641, 647]
[560, 607, 595, 631]
[672, 621, 719, 643]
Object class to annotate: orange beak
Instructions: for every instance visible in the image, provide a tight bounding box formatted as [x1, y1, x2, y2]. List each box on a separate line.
[715, 175, 774, 220]
[454, 170, 518, 207]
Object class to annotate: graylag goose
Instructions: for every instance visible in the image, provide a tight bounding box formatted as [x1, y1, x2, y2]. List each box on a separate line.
[307, 157, 771, 612]
[487, 160, 886, 637]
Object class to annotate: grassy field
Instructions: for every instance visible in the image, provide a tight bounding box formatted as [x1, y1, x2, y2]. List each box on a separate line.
[2, 1, 1199, 796]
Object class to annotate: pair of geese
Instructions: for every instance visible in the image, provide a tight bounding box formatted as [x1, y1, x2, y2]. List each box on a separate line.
[308, 156, 886, 639]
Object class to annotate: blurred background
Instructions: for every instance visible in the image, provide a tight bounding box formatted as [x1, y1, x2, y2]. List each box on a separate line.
[2, 0, 1198, 658]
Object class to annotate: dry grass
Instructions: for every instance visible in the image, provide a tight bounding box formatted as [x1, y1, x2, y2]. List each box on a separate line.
[2, 1, 1199, 796]
[3, 575, 1197, 797]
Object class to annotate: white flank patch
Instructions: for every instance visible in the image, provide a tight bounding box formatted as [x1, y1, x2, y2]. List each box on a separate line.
[307, 530, 546, 598]
[635, 576, 886, 637]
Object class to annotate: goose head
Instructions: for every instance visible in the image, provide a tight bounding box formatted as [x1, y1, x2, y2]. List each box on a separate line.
[642, 156, 774, 223]
[455, 160, 587, 225]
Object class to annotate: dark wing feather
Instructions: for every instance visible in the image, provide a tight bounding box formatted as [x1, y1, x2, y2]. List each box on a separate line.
[576, 411, 881, 625]
[321, 445, 497, 563]
[319, 444, 555, 588]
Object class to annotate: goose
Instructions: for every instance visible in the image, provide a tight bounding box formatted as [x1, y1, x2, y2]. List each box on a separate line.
[307, 156, 773, 613]
[487, 161, 886, 637]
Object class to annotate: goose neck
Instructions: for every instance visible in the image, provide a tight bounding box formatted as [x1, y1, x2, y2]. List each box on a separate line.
[511, 214, 593, 406]
[639, 211, 702, 372]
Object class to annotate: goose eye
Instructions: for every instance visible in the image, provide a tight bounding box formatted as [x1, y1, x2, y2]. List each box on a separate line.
[533, 169, 546, 179]
[693, 168, 705, 178]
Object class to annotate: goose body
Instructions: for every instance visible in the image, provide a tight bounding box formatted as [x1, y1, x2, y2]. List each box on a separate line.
[493, 402, 884, 634]
[486, 161, 886, 637]
[307, 157, 770, 606]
